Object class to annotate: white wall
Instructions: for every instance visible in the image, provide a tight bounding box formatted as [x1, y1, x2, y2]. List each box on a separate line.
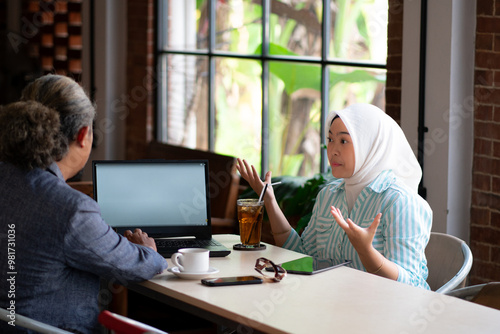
[81, 0, 127, 180]
[401, 0, 475, 242]
[447, 0, 475, 241]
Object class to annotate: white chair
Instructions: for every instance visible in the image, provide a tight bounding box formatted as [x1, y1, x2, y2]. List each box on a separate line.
[0, 307, 73, 334]
[446, 283, 487, 300]
[425, 232, 473, 293]
[446, 282, 500, 310]
[98, 310, 168, 334]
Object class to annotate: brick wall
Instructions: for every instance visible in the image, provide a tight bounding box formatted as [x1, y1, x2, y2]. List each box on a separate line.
[386, 0, 403, 123]
[1, 0, 82, 103]
[25, 0, 84, 79]
[470, 0, 500, 285]
[125, 0, 155, 160]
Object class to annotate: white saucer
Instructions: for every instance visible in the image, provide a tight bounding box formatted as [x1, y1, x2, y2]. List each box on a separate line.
[167, 266, 219, 280]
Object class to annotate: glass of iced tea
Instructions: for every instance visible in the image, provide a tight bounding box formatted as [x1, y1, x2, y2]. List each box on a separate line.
[237, 199, 264, 248]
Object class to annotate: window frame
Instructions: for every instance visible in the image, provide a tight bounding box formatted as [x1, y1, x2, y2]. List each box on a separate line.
[156, 0, 387, 176]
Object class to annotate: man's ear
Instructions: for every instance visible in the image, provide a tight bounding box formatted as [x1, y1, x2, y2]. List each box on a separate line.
[76, 126, 90, 147]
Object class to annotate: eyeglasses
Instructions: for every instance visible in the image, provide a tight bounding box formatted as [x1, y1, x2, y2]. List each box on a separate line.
[254, 257, 287, 282]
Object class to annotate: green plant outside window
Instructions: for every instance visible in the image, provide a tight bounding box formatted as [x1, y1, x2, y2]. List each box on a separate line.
[158, 0, 387, 178]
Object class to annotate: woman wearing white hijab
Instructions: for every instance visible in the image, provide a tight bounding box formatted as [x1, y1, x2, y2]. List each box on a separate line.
[237, 103, 432, 289]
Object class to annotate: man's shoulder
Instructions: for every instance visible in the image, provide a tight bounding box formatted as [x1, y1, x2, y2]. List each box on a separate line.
[51, 179, 97, 210]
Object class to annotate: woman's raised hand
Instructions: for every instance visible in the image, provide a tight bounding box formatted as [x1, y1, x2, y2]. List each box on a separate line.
[330, 206, 382, 256]
[236, 158, 273, 199]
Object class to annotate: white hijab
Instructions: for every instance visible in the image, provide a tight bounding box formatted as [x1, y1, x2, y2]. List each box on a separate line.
[326, 104, 422, 212]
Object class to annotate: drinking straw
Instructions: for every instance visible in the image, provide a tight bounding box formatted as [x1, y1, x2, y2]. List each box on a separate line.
[258, 183, 269, 203]
[257, 182, 281, 203]
[245, 182, 280, 245]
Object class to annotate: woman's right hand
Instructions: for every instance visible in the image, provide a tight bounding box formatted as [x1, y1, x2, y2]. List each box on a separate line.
[236, 158, 274, 200]
[237, 158, 292, 246]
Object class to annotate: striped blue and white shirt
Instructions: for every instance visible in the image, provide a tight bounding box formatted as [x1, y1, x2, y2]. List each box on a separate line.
[283, 170, 432, 289]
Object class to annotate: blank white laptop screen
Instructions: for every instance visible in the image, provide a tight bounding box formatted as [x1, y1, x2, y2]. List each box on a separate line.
[93, 161, 209, 228]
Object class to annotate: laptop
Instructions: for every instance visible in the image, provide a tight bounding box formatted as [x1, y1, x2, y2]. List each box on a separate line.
[92, 159, 231, 257]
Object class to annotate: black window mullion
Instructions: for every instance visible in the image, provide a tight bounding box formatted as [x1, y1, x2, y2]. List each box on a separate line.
[261, 0, 270, 177]
[208, 0, 216, 151]
[156, 0, 167, 142]
[208, 57, 216, 151]
[160, 48, 385, 69]
[320, 0, 331, 174]
[262, 61, 269, 178]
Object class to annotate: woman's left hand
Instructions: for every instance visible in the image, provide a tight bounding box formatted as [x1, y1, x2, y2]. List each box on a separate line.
[330, 206, 382, 256]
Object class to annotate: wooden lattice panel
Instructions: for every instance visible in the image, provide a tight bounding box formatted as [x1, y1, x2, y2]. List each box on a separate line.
[26, 0, 83, 79]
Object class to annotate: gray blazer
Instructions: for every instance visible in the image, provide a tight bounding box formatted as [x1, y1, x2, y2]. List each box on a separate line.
[0, 162, 167, 333]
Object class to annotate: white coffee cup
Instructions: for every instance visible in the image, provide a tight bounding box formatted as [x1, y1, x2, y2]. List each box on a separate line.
[171, 248, 210, 273]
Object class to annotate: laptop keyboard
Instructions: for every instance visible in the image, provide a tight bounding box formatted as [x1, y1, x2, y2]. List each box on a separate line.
[154, 238, 231, 257]
[156, 238, 221, 249]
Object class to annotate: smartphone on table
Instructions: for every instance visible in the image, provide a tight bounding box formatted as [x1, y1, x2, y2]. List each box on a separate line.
[201, 276, 263, 287]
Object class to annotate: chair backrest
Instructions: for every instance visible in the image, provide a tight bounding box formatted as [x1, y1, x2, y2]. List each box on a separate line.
[425, 232, 473, 293]
[0, 308, 73, 334]
[446, 282, 500, 310]
[98, 310, 168, 334]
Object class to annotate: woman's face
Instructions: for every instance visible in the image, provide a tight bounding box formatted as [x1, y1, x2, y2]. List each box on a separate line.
[327, 117, 355, 178]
